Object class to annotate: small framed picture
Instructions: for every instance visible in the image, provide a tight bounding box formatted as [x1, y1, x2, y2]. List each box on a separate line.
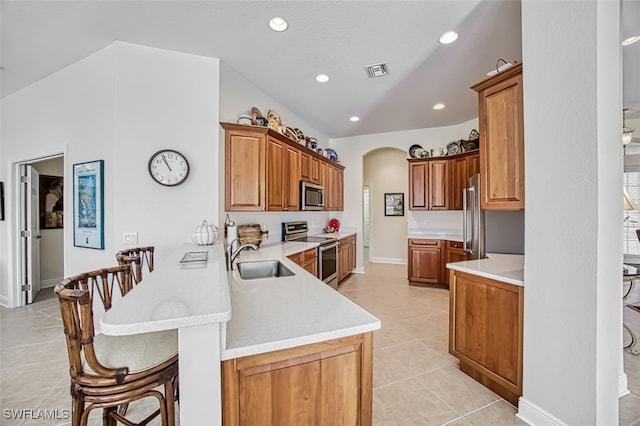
[39, 175, 64, 229]
[385, 193, 404, 216]
[73, 160, 104, 250]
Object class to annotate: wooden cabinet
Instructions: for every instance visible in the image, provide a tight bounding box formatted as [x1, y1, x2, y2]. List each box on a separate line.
[287, 248, 318, 278]
[338, 234, 356, 283]
[222, 123, 344, 212]
[222, 332, 373, 426]
[408, 159, 449, 210]
[451, 152, 480, 210]
[444, 240, 468, 286]
[407, 239, 442, 284]
[449, 270, 523, 405]
[472, 63, 524, 210]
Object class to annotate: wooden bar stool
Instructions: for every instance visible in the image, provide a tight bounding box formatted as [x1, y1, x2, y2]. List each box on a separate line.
[55, 266, 178, 425]
[116, 246, 155, 285]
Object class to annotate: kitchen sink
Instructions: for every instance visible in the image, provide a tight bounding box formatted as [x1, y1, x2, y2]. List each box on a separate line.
[237, 260, 295, 280]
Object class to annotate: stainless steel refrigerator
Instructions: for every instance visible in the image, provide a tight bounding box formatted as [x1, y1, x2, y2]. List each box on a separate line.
[463, 173, 525, 259]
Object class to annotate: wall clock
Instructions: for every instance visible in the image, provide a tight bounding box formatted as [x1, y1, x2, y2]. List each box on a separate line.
[148, 149, 190, 186]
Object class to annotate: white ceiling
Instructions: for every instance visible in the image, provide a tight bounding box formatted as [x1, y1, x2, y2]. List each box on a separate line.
[1, 0, 639, 138]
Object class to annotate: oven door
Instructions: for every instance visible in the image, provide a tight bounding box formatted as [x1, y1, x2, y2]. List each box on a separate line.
[318, 242, 338, 289]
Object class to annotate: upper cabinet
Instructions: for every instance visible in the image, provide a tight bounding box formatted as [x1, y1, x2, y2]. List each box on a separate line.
[408, 150, 478, 211]
[471, 63, 524, 210]
[221, 122, 344, 212]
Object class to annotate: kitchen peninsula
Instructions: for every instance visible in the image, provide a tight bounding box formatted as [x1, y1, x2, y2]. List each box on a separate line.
[101, 238, 380, 425]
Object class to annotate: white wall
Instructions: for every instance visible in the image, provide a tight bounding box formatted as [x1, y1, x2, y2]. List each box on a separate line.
[31, 156, 64, 287]
[519, 1, 621, 424]
[0, 42, 220, 307]
[363, 148, 408, 263]
[330, 119, 478, 270]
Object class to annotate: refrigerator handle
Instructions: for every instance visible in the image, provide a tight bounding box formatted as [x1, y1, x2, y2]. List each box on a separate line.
[463, 188, 468, 253]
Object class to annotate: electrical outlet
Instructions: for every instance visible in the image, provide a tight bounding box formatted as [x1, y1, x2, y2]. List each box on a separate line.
[123, 232, 138, 244]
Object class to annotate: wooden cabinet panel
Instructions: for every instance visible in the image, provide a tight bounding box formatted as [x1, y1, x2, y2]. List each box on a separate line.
[449, 271, 523, 405]
[222, 333, 373, 426]
[428, 160, 449, 210]
[310, 157, 321, 184]
[288, 248, 318, 278]
[337, 235, 356, 283]
[451, 152, 480, 210]
[472, 64, 524, 210]
[324, 165, 344, 212]
[407, 239, 441, 284]
[285, 146, 300, 211]
[266, 137, 285, 211]
[409, 162, 428, 210]
[445, 240, 468, 286]
[224, 130, 266, 211]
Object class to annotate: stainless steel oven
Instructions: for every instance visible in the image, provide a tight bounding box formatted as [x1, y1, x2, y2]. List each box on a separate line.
[282, 221, 338, 289]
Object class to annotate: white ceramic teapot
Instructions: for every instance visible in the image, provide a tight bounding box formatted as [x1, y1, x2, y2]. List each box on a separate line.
[191, 220, 220, 246]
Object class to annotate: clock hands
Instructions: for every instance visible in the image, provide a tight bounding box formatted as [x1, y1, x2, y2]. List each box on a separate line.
[161, 154, 172, 172]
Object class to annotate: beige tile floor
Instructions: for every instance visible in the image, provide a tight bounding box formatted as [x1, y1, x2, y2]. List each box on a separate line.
[1, 262, 639, 425]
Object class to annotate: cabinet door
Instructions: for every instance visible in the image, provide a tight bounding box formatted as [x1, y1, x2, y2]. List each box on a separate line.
[477, 68, 524, 210]
[336, 168, 344, 211]
[266, 138, 285, 211]
[285, 146, 300, 211]
[300, 152, 311, 181]
[451, 156, 469, 211]
[428, 160, 449, 210]
[338, 243, 347, 282]
[301, 257, 317, 277]
[449, 271, 523, 404]
[310, 157, 321, 184]
[408, 240, 441, 283]
[225, 131, 266, 211]
[445, 241, 468, 286]
[409, 162, 428, 210]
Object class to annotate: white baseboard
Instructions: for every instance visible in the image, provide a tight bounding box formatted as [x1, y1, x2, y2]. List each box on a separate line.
[619, 372, 630, 398]
[0, 295, 8, 308]
[40, 277, 63, 289]
[353, 266, 365, 274]
[369, 257, 407, 265]
[516, 397, 568, 426]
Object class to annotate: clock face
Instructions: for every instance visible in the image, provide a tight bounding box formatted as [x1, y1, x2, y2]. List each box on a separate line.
[148, 150, 190, 186]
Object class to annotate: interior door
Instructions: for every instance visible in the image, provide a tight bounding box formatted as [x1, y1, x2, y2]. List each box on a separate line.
[21, 165, 41, 304]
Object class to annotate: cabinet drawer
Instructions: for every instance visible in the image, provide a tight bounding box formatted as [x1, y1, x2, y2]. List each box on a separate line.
[287, 252, 303, 264]
[302, 248, 317, 261]
[448, 240, 464, 249]
[409, 239, 440, 247]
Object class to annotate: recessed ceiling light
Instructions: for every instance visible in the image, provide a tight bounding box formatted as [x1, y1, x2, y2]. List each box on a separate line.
[315, 74, 329, 83]
[439, 31, 459, 45]
[350, 116, 360, 122]
[623, 36, 640, 46]
[433, 103, 445, 110]
[268, 17, 288, 32]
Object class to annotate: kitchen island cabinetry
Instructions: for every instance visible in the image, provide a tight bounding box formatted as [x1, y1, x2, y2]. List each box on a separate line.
[471, 63, 524, 210]
[222, 333, 372, 426]
[448, 268, 523, 405]
[287, 247, 318, 277]
[221, 122, 344, 212]
[338, 234, 356, 283]
[408, 159, 449, 210]
[408, 239, 442, 284]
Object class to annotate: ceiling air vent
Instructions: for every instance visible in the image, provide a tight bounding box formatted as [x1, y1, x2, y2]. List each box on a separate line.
[364, 62, 389, 78]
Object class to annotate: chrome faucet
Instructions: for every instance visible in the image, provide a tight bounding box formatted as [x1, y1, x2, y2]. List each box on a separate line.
[225, 238, 259, 271]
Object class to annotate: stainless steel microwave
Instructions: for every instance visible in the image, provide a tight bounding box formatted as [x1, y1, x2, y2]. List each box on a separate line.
[301, 181, 324, 211]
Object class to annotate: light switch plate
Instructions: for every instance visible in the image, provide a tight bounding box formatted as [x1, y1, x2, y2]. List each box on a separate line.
[123, 232, 138, 244]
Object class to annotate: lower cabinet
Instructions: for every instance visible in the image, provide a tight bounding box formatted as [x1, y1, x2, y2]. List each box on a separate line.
[408, 239, 442, 284]
[287, 248, 318, 278]
[445, 241, 468, 286]
[221, 333, 373, 426]
[449, 270, 523, 405]
[338, 235, 357, 283]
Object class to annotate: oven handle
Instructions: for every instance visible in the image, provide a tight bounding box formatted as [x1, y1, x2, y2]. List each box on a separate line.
[319, 242, 338, 252]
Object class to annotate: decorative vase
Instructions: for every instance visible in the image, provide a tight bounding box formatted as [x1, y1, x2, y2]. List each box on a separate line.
[191, 220, 220, 245]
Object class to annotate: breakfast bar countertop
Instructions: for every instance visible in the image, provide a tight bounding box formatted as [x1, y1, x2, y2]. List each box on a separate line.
[446, 253, 524, 287]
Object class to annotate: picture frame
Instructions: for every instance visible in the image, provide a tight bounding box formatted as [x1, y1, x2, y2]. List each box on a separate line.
[0, 182, 5, 221]
[384, 193, 404, 216]
[39, 175, 64, 229]
[73, 160, 104, 249]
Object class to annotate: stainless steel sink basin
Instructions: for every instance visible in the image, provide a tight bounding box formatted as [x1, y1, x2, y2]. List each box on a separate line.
[237, 260, 295, 280]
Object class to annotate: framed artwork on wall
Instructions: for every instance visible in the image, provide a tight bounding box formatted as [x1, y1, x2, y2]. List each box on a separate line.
[73, 160, 104, 250]
[39, 175, 64, 229]
[385, 193, 404, 216]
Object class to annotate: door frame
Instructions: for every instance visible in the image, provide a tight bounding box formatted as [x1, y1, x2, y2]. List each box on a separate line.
[8, 150, 67, 308]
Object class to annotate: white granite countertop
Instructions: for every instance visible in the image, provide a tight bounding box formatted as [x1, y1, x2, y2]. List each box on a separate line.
[100, 235, 380, 360]
[100, 243, 232, 336]
[221, 239, 379, 360]
[446, 253, 524, 287]
[407, 228, 463, 242]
